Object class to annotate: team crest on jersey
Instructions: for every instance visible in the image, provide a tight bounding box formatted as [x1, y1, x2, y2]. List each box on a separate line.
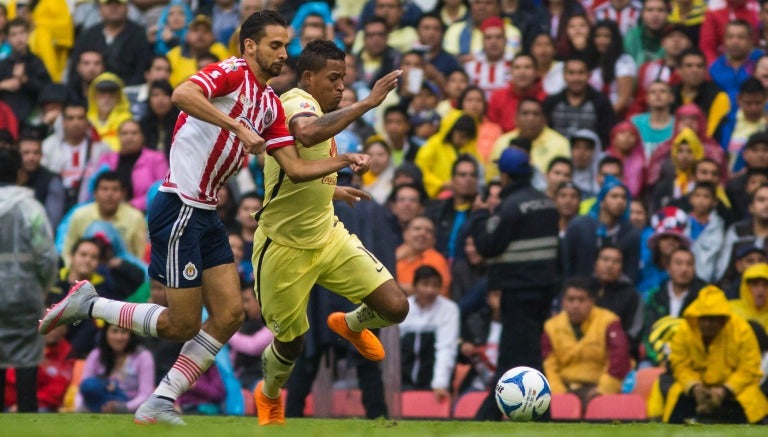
[264, 107, 274, 125]
[183, 262, 198, 281]
[218, 58, 239, 72]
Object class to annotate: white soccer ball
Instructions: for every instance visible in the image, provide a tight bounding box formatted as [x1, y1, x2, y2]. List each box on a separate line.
[494, 366, 551, 421]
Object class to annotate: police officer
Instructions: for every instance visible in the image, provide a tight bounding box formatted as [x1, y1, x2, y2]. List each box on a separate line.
[469, 144, 560, 420]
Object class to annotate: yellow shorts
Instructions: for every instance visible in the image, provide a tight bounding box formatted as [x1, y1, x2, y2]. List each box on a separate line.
[252, 220, 393, 342]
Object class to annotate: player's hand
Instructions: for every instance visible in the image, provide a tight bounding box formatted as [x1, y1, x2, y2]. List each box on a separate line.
[334, 185, 372, 207]
[346, 153, 370, 174]
[433, 388, 450, 403]
[235, 122, 266, 155]
[365, 69, 402, 108]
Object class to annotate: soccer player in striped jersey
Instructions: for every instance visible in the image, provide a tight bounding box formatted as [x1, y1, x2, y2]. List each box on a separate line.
[39, 11, 368, 425]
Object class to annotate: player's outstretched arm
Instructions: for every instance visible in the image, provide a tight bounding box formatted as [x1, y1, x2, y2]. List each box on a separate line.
[172, 81, 265, 154]
[271, 145, 358, 183]
[291, 70, 402, 146]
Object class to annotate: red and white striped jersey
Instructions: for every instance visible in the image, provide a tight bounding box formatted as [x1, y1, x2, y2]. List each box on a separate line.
[593, 0, 642, 35]
[464, 59, 512, 99]
[160, 57, 294, 210]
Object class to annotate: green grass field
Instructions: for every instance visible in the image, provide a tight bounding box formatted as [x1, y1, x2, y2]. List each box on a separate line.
[0, 415, 763, 437]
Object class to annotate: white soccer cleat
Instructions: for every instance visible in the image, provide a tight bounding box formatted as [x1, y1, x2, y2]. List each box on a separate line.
[39, 280, 98, 335]
[134, 395, 186, 426]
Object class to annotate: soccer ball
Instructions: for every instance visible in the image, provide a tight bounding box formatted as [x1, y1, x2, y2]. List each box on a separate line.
[494, 366, 551, 421]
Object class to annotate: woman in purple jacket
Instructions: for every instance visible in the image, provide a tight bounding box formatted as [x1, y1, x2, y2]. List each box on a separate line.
[97, 120, 169, 212]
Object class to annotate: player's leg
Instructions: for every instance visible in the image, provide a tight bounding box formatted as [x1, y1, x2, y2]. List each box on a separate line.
[252, 229, 316, 425]
[319, 228, 409, 360]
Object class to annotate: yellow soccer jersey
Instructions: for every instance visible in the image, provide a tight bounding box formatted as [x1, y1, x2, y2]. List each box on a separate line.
[257, 88, 337, 249]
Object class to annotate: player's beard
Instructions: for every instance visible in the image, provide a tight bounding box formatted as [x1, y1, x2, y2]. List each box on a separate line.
[257, 55, 284, 79]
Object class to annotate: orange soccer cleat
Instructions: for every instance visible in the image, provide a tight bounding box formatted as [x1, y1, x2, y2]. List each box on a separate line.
[254, 380, 285, 426]
[327, 312, 385, 361]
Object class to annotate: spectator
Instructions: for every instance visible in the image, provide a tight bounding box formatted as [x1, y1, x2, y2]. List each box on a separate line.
[41, 103, 111, 212]
[415, 13, 462, 83]
[468, 146, 559, 420]
[542, 276, 632, 407]
[457, 86, 503, 168]
[664, 286, 767, 424]
[727, 132, 768, 218]
[86, 73, 133, 152]
[436, 69, 469, 117]
[62, 171, 147, 265]
[555, 181, 581, 237]
[723, 246, 768, 299]
[630, 80, 676, 159]
[416, 112, 478, 198]
[700, 0, 760, 66]
[456, 286, 501, 394]
[0, 146, 58, 413]
[593, 245, 645, 357]
[361, 136, 395, 205]
[544, 56, 617, 146]
[286, 6, 340, 61]
[443, 0, 522, 62]
[212, 0, 239, 46]
[678, 182, 726, 282]
[670, 158, 735, 226]
[593, 0, 642, 35]
[569, 129, 603, 198]
[125, 55, 172, 120]
[19, 130, 65, 230]
[382, 107, 417, 167]
[585, 20, 637, 115]
[138, 79, 178, 158]
[718, 184, 768, 283]
[0, 18, 51, 131]
[546, 1, 586, 59]
[578, 156, 624, 214]
[630, 25, 691, 118]
[226, 0, 260, 55]
[96, 120, 168, 212]
[68, 0, 152, 86]
[650, 128, 705, 212]
[530, 33, 565, 96]
[465, 17, 513, 100]
[76, 324, 155, 413]
[667, 0, 706, 43]
[644, 247, 705, 363]
[65, 50, 105, 108]
[0, 101, 18, 140]
[562, 175, 641, 281]
[639, 206, 693, 296]
[230, 284, 272, 390]
[396, 216, 452, 296]
[167, 15, 230, 88]
[488, 98, 571, 182]
[544, 157, 573, 200]
[399, 265, 460, 403]
[176, 364, 226, 415]
[731, 262, 768, 331]
[386, 183, 427, 247]
[152, 0, 193, 56]
[727, 79, 768, 173]
[606, 121, 645, 199]
[671, 48, 731, 142]
[623, 0, 668, 66]
[352, 0, 419, 54]
[557, 13, 590, 59]
[487, 53, 546, 133]
[355, 17, 402, 90]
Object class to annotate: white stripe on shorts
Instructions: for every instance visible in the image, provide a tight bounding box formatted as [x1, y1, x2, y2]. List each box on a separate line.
[166, 204, 193, 288]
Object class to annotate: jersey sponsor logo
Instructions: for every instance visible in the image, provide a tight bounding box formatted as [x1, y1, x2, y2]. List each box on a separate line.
[299, 101, 316, 112]
[237, 115, 257, 132]
[218, 58, 240, 72]
[183, 262, 199, 281]
[321, 174, 337, 185]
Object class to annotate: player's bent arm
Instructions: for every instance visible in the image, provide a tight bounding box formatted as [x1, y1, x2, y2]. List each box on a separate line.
[172, 81, 242, 135]
[271, 144, 352, 183]
[290, 100, 376, 146]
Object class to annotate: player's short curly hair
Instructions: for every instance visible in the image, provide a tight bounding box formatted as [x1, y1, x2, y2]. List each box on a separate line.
[296, 39, 345, 80]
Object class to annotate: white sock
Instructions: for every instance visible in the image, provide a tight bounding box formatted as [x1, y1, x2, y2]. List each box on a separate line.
[91, 298, 164, 337]
[153, 329, 223, 401]
[261, 342, 294, 399]
[345, 304, 393, 332]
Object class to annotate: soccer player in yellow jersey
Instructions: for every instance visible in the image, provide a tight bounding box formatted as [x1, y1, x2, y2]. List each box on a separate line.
[252, 40, 408, 425]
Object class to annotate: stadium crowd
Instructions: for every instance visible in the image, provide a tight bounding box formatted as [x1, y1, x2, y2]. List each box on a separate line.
[4, 0, 768, 424]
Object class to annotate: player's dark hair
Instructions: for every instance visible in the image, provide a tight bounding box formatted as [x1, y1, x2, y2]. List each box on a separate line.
[562, 276, 599, 300]
[296, 39, 346, 80]
[240, 9, 287, 54]
[413, 265, 442, 286]
[94, 170, 123, 190]
[0, 145, 20, 184]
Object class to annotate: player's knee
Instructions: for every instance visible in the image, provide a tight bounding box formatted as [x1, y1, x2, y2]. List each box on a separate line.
[379, 293, 409, 324]
[158, 313, 201, 341]
[223, 306, 245, 331]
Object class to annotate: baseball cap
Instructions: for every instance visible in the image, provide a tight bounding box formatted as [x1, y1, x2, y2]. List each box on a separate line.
[409, 110, 441, 126]
[189, 14, 213, 30]
[94, 79, 121, 93]
[480, 16, 505, 33]
[735, 245, 766, 261]
[495, 147, 531, 177]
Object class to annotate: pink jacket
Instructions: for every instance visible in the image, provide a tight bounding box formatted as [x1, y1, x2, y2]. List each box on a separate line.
[99, 148, 169, 211]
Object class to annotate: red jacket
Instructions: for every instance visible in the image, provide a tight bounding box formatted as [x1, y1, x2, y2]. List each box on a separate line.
[4, 339, 74, 411]
[0, 100, 18, 140]
[486, 82, 547, 133]
[700, 0, 760, 66]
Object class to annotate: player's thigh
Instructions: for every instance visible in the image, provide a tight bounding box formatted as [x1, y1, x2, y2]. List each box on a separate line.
[316, 229, 393, 304]
[252, 229, 317, 342]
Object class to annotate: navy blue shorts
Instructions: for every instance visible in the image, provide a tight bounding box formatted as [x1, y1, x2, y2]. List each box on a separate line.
[148, 192, 234, 288]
